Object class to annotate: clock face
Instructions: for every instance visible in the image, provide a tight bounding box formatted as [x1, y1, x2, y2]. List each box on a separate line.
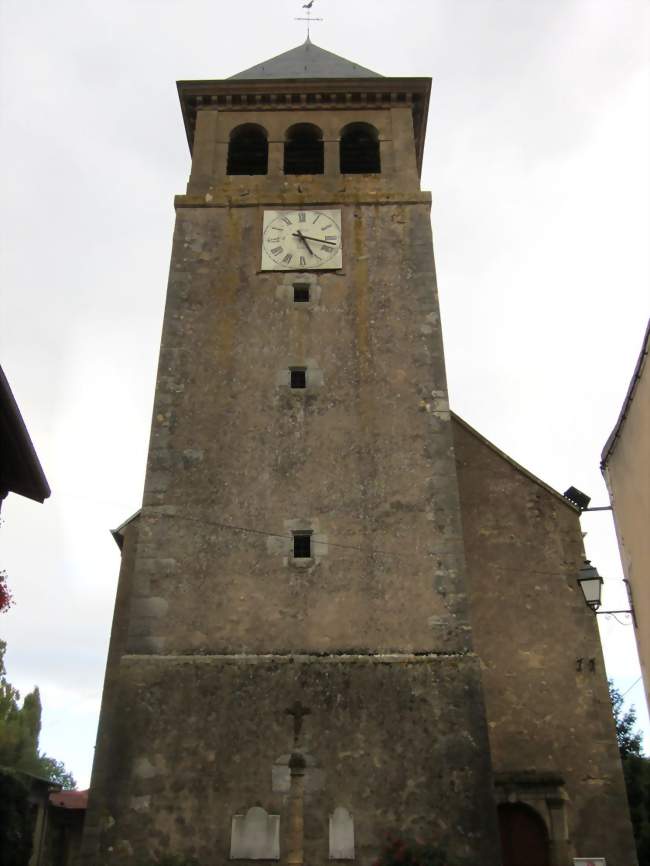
[261, 210, 342, 271]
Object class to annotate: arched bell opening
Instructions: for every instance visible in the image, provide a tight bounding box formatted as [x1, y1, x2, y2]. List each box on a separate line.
[340, 122, 381, 174]
[227, 123, 269, 175]
[284, 123, 324, 175]
[498, 803, 550, 866]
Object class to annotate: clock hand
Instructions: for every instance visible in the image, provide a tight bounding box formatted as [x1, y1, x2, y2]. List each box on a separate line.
[293, 231, 314, 256]
[293, 233, 337, 246]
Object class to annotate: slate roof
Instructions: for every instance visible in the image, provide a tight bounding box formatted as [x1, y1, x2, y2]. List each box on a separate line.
[230, 37, 382, 80]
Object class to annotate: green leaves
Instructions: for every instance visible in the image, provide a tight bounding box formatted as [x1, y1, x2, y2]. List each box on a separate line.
[38, 755, 77, 790]
[609, 680, 650, 863]
[0, 640, 75, 787]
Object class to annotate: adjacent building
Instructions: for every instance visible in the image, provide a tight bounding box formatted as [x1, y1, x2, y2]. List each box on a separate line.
[601, 319, 650, 712]
[0, 365, 50, 512]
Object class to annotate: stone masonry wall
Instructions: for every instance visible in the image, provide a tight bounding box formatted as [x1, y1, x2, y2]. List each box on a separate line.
[453, 416, 638, 865]
[127, 200, 474, 658]
[81, 193, 502, 865]
[90, 654, 496, 864]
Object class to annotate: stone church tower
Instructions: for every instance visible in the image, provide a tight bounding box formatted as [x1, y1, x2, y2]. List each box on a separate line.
[81, 40, 638, 866]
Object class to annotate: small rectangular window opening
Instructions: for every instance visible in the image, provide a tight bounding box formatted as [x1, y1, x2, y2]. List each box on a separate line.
[290, 368, 307, 389]
[293, 532, 312, 559]
[293, 284, 310, 303]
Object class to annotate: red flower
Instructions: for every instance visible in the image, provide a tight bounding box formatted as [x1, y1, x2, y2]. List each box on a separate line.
[0, 572, 13, 614]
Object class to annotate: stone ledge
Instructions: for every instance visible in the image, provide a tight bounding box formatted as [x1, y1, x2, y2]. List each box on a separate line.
[174, 192, 432, 209]
[120, 650, 478, 665]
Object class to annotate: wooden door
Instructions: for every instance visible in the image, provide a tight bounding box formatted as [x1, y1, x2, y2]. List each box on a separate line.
[498, 803, 550, 866]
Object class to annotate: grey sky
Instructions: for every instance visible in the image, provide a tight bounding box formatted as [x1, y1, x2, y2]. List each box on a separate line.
[1, 0, 648, 787]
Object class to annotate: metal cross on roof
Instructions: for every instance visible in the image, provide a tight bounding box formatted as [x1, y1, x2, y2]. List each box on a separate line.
[295, 0, 323, 40]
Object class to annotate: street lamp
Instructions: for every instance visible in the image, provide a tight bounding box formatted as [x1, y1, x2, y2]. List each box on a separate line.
[576, 560, 636, 624]
[577, 560, 604, 611]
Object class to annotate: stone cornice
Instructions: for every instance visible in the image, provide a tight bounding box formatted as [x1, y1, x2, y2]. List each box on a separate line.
[177, 76, 432, 174]
[174, 191, 433, 209]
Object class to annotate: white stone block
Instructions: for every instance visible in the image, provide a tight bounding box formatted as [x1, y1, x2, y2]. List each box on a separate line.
[230, 807, 280, 860]
[329, 806, 354, 860]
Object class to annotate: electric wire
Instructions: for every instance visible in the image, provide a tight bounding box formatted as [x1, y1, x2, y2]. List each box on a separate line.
[149, 510, 591, 580]
[621, 677, 643, 698]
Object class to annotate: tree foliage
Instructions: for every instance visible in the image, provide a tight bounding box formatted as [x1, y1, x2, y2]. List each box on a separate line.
[0, 640, 78, 863]
[38, 754, 77, 790]
[609, 681, 650, 864]
[0, 640, 76, 786]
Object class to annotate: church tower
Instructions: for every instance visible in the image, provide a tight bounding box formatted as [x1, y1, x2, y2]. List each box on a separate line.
[81, 40, 503, 864]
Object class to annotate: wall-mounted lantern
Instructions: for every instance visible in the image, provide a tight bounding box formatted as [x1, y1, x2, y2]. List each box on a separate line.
[577, 559, 636, 625]
[577, 560, 604, 611]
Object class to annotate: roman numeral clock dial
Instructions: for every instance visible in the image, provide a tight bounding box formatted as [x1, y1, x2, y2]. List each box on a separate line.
[261, 210, 342, 271]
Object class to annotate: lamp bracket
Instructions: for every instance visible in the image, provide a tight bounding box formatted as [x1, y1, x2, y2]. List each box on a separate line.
[595, 608, 636, 626]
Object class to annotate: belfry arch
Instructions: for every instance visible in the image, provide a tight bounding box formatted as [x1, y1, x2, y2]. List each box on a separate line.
[339, 122, 380, 173]
[284, 123, 324, 174]
[227, 123, 268, 175]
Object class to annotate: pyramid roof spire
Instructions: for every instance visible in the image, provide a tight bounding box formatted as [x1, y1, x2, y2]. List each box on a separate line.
[230, 39, 382, 80]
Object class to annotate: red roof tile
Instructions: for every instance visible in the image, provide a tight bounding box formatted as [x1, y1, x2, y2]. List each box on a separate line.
[49, 789, 88, 810]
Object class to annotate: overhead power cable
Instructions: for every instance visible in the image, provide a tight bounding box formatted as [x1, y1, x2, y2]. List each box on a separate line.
[149, 510, 591, 580]
[621, 677, 642, 698]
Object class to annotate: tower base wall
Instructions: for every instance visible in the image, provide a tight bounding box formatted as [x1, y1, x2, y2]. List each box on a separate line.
[82, 653, 502, 865]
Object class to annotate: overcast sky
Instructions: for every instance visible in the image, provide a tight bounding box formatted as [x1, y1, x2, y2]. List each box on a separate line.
[1, 0, 648, 788]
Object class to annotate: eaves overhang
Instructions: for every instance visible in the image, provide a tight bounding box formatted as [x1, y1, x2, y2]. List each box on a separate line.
[176, 76, 432, 177]
[601, 318, 650, 470]
[0, 365, 50, 503]
[111, 508, 142, 551]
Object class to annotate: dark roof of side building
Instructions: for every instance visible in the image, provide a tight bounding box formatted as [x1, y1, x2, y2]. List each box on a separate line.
[230, 37, 381, 80]
[0, 365, 50, 503]
[601, 318, 650, 469]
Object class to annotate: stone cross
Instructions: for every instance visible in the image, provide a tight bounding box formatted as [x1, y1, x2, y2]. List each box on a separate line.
[285, 700, 311, 747]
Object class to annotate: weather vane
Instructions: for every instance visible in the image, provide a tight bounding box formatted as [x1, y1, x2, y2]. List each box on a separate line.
[295, 0, 323, 40]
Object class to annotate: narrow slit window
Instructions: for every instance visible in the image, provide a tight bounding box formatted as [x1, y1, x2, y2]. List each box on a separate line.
[293, 532, 312, 559]
[290, 368, 307, 389]
[293, 284, 310, 303]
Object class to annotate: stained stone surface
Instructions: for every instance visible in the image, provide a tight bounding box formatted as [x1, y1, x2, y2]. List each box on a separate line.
[271, 753, 324, 794]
